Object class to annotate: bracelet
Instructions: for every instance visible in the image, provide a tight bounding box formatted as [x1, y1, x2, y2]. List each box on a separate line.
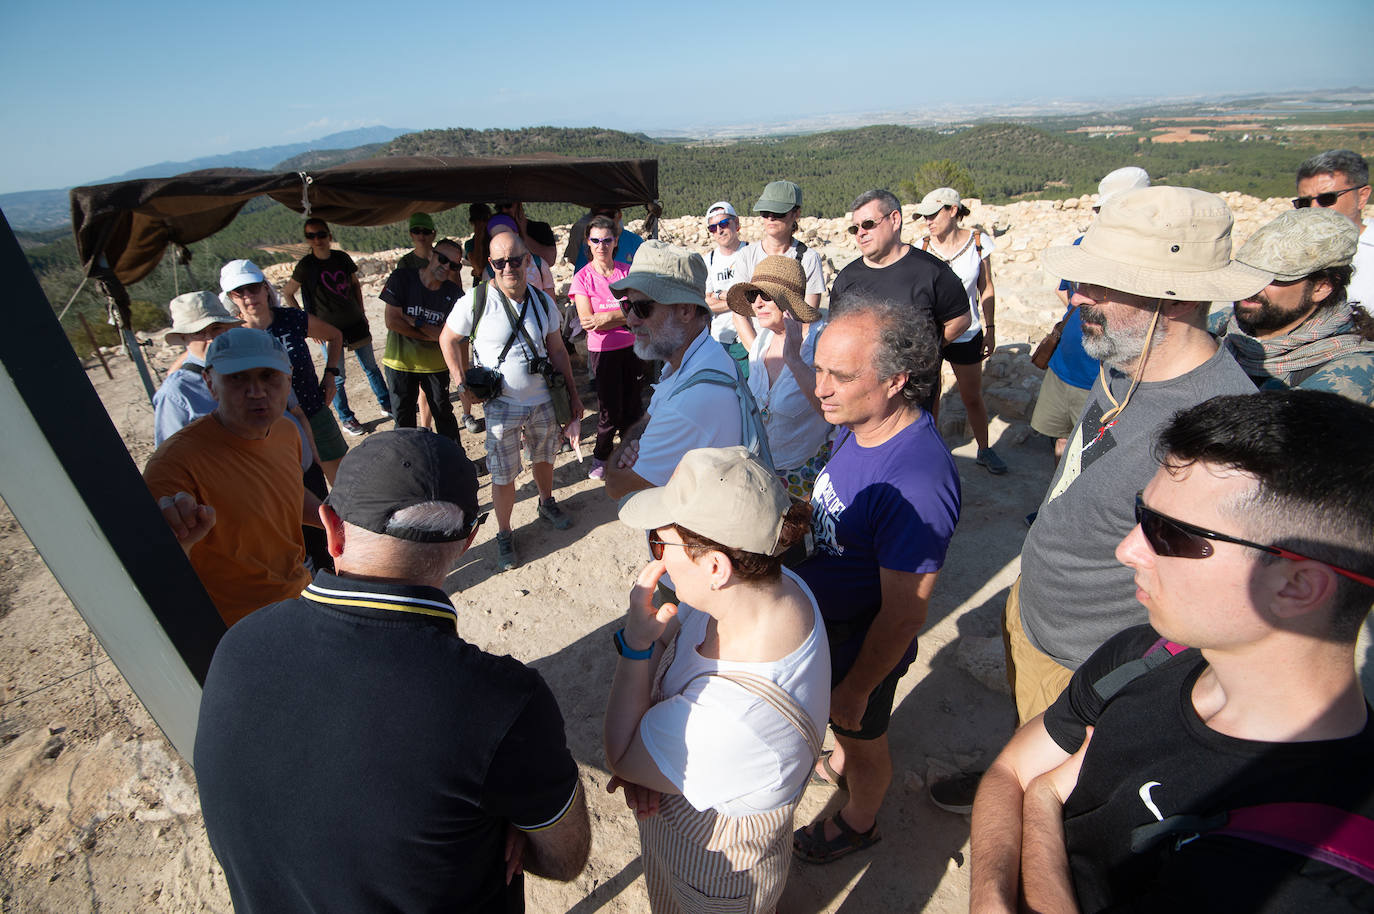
[613, 628, 654, 660]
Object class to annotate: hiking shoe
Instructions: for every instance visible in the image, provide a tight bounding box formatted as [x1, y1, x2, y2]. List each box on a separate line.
[929, 771, 984, 815]
[538, 497, 573, 531]
[589, 458, 605, 480]
[379, 408, 394, 421]
[340, 417, 366, 437]
[975, 447, 1008, 475]
[463, 414, 484, 434]
[558, 437, 573, 454]
[495, 532, 517, 572]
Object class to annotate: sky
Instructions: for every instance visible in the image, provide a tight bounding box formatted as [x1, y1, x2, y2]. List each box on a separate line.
[1, 0, 1371, 194]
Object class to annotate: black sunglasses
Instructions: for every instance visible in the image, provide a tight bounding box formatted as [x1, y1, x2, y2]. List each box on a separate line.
[588, 236, 616, 246]
[1133, 493, 1374, 587]
[304, 230, 331, 240]
[707, 219, 734, 233]
[616, 294, 657, 319]
[228, 281, 266, 297]
[489, 255, 526, 271]
[846, 214, 891, 235]
[759, 210, 792, 221]
[745, 289, 774, 305]
[435, 251, 462, 270]
[1292, 185, 1366, 209]
[410, 227, 435, 236]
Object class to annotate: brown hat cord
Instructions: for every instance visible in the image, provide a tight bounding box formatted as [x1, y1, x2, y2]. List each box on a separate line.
[1097, 300, 1164, 427]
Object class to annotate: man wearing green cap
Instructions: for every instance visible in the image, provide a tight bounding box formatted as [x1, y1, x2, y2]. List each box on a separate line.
[398, 213, 438, 270]
[1215, 207, 1374, 405]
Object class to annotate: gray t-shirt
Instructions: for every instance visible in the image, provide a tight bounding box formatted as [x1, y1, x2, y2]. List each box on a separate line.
[1018, 345, 1256, 668]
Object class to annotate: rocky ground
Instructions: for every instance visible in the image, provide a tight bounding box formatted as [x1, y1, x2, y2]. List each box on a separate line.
[0, 194, 1290, 912]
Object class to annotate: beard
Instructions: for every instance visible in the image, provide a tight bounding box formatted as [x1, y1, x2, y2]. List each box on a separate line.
[1233, 287, 1317, 337]
[633, 317, 690, 362]
[1079, 303, 1167, 367]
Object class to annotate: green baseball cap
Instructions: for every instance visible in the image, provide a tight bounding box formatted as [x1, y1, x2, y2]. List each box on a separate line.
[753, 181, 802, 214]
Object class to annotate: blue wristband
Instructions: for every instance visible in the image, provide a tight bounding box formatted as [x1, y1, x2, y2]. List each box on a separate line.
[614, 627, 653, 660]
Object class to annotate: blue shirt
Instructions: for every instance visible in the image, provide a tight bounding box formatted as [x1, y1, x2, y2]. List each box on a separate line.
[153, 356, 215, 446]
[1052, 236, 1101, 390]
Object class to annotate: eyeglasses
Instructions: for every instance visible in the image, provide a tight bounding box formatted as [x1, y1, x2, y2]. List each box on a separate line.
[846, 214, 892, 234]
[920, 209, 947, 220]
[647, 536, 692, 561]
[410, 227, 435, 236]
[1133, 493, 1374, 587]
[227, 281, 266, 298]
[435, 251, 462, 270]
[489, 255, 526, 271]
[588, 237, 616, 246]
[745, 289, 774, 305]
[707, 219, 733, 233]
[616, 294, 656, 319]
[1292, 185, 1367, 209]
[304, 231, 331, 240]
[759, 211, 792, 221]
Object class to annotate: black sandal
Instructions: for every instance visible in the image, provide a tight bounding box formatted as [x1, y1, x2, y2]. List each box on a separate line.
[793, 812, 881, 864]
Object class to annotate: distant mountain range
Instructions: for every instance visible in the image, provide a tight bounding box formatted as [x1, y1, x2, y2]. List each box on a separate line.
[0, 127, 413, 232]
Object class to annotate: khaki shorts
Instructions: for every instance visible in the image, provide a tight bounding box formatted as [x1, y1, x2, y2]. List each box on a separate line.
[1001, 576, 1075, 726]
[1030, 370, 1092, 441]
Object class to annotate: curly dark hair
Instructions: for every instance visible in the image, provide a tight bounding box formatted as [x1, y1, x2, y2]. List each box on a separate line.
[832, 297, 940, 403]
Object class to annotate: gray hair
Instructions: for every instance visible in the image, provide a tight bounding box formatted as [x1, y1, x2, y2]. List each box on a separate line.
[340, 502, 470, 582]
[849, 188, 902, 216]
[833, 297, 939, 403]
[1296, 149, 1369, 186]
[384, 501, 469, 539]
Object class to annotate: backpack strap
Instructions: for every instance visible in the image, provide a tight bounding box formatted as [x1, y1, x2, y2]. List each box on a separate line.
[1130, 803, 1374, 885]
[667, 367, 775, 471]
[468, 282, 488, 340]
[1092, 637, 1190, 702]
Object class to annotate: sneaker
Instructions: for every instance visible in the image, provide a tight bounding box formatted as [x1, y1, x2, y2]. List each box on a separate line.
[929, 771, 984, 815]
[463, 414, 484, 434]
[495, 532, 517, 572]
[340, 417, 366, 437]
[379, 408, 394, 421]
[975, 447, 1008, 475]
[537, 497, 573, 531]
[588, 458, 605, 480]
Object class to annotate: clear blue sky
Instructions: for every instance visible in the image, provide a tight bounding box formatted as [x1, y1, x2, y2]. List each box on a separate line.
[1, 0, 1370, 194]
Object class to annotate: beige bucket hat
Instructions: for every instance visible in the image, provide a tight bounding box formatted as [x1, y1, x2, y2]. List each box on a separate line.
[619, 446, 790, 555]
[725, 254, 820, 322]
[1042, 186, 1272, 301]
[164, 291, 242, 346]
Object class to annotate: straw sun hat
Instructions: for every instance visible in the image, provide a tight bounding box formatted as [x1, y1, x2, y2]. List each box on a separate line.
[725, 255, 820, 322]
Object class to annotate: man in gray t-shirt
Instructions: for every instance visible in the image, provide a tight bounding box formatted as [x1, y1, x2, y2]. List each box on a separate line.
[1008, 187, 1272, 725]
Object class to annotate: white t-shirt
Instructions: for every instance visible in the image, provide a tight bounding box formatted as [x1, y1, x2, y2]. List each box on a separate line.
[922, 230, 994, 344]
[704, 243, 750, 344]
[747, 321, 832, 470]
[733, 240, 826, 299]
[446, 284, 560, 407]
[635, 328, 747, 486]
[639, 568, 831, 816]
[1349, 219, 1373, 309]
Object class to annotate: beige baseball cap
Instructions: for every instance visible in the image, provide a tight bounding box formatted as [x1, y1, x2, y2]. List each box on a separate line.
[1041, 186, 1273, 301]
[618, 447, 790, 555]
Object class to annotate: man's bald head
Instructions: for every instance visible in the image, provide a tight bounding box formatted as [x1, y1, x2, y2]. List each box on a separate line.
[488, 230, 529, 298]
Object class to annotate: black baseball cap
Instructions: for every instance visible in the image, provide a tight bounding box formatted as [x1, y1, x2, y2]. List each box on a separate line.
[326, 430, 479, 542]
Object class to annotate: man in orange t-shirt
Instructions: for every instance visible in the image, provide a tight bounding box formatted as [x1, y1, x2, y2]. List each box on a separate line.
[145, 328, 317, 626]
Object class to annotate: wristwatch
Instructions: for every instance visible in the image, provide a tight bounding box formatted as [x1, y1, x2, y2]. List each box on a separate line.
[324, 366, 341, 377]
[613, 628, 653, 660]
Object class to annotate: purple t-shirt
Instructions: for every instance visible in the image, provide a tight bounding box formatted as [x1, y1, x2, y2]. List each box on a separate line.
[796, 411, 961, 676]
[568, 261, 633, 352]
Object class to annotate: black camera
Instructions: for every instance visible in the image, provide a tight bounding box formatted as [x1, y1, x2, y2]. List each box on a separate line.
[527, 356, 552, 377]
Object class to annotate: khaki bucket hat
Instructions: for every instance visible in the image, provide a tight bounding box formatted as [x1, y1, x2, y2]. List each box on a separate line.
[726, 254, 820, 322]
[1042, 186, 1272, 301]
[608, 240, 708, 309]
[164, 291, 242, 346]
[618, 446, 790, 555]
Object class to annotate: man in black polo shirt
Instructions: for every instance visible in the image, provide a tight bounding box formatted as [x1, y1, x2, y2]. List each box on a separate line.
[196, 430, 590, 913]
[830, 188, 971, 377]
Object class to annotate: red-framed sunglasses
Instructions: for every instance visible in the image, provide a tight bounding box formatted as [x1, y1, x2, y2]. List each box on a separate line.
[1134, 493, 1374, 587]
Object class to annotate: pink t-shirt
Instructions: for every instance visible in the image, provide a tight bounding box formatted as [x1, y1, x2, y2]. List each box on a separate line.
[569, 261, 634, 352]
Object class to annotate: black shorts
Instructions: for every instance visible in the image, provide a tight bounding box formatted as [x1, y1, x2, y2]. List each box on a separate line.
[830, 659, 912, 741]
[941, 330, 985, 366]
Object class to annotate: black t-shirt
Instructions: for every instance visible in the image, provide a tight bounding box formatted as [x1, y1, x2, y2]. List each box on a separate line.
[829, 246, 969, 334]
[291, 250, 371, 344]
[524, 219, 556, 248]
[195, 572, 580, 914]
[1044, 625, 1374, 913]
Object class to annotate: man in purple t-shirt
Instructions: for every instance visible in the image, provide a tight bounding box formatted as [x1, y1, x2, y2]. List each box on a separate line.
[793, 298, 961, 864]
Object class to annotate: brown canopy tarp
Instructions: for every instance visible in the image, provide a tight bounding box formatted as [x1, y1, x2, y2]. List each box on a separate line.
[70, 155, 660, 286]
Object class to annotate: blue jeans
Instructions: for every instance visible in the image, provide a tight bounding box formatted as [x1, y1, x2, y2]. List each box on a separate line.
[328, 342, 391, 421]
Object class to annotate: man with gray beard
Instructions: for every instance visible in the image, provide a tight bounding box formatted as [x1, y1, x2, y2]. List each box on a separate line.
[1000, 186, 1270, 727]
[602, 241, 770, 499]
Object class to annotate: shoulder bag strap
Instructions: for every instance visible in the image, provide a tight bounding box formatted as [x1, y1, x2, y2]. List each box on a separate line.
[682, 670, 822, 762]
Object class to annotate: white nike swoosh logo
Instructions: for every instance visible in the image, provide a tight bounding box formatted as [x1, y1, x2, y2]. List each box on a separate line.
[1139, 781, 1164, 821]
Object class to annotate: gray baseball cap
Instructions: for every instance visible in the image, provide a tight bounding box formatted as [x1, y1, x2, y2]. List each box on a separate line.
[1235, 209, 1359, 282]
[753, 181, 802, 214]
[608, 241, 708, 309]
[204, 327, 292, 376]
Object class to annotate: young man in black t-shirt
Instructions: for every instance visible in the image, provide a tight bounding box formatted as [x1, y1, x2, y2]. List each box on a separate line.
[969, 390, 1374, 913]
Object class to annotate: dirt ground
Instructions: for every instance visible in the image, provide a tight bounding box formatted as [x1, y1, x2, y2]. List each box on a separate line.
[0, 294, 1054, 912]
